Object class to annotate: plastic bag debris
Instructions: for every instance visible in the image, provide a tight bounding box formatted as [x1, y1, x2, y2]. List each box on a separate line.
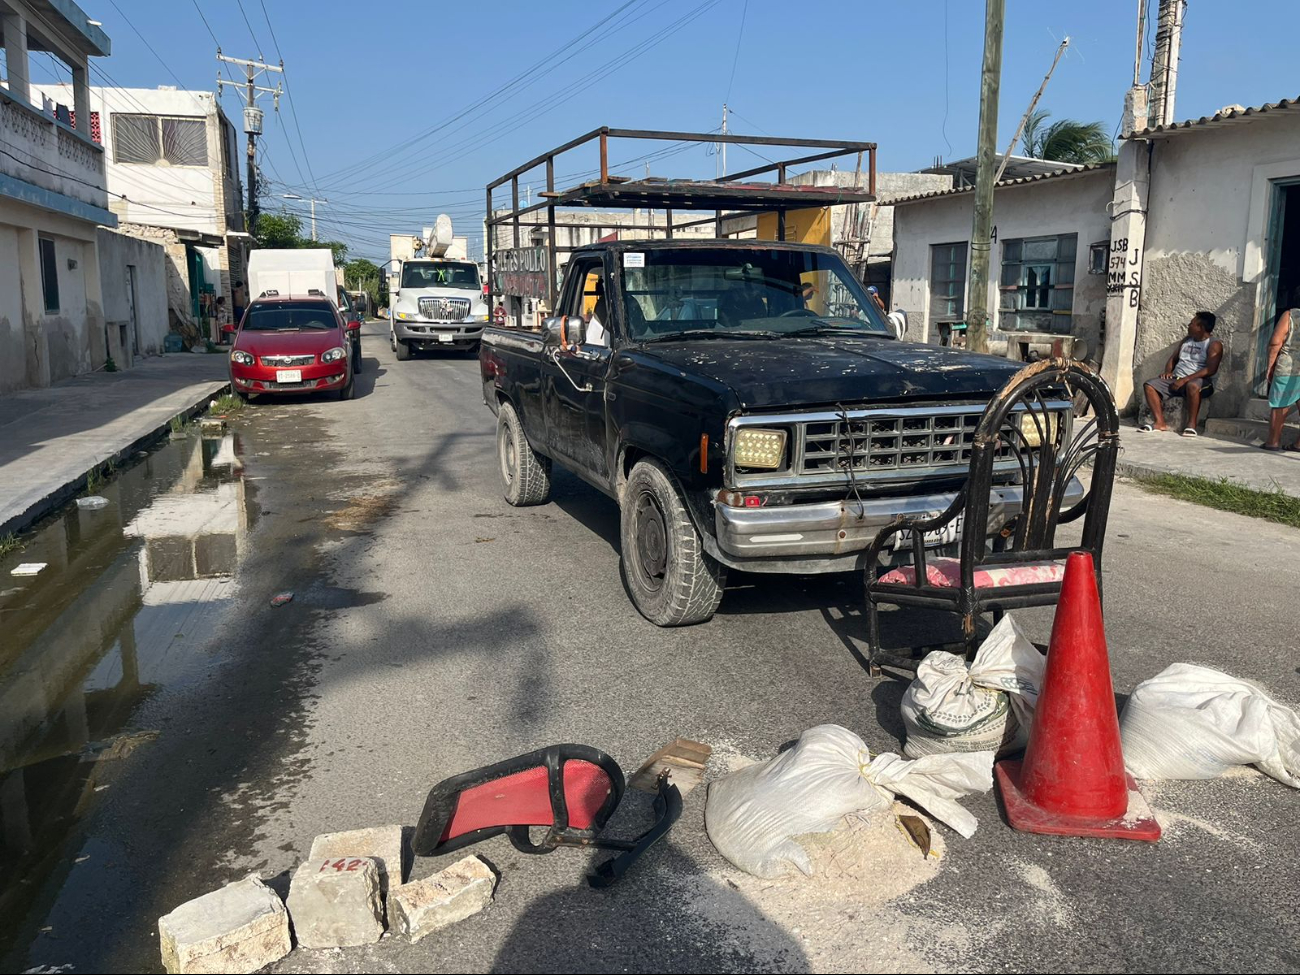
[271, 591, 294, 607]
[76, 495, 109, 510]
[1120, 663, 1300, 787]
[11, 563, 47, 577]
[901, 615, 1044, 758]
[704, 724, 993, 879]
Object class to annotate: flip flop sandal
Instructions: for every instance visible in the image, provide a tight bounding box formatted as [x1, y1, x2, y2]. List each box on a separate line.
[1287, 444, 1300, 453]
[1181, 428, 1198, 437]
[1262, 443, 1285, 451]
[1138, 423, 1155, 433]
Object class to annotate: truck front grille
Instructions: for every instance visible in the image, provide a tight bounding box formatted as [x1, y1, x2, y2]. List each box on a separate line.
[800, 411, 1012, 475]
[418, 297, 470, 320]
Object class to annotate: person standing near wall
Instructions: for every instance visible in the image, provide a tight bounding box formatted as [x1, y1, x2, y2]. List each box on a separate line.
[1262, 303, 1300, 452]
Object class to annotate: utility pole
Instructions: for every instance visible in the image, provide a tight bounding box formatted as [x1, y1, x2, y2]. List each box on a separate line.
[966, 0, 1005, 354]
[218, 52, 283, 234]
[1149, 0, 1185, 127]
[996, 37, 1069, 183]
[720, 103, 728, 178]
[282, 193, 328, 240]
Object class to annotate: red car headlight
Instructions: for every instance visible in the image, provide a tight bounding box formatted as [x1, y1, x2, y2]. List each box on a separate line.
[231, 350, 254, 366]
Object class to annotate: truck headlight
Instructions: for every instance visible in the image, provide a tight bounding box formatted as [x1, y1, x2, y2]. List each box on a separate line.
[321, 346, 347, 363]
[1018, 410, 1061, 447]
[733, 428, 788, 469]
[230, 350, 254, 365]
[396, 312, 410, 320]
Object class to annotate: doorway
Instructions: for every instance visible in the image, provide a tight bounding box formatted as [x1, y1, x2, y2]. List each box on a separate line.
[1257, 180, 1300, 394]
[125, 264, 139, 365]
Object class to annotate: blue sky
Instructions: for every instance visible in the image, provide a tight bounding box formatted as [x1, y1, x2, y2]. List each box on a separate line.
[60, 0, 1300, 262]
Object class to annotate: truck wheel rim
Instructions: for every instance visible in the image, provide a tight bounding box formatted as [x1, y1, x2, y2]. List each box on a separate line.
[634, 492, 667, 591]
[500, 425, 517, 486]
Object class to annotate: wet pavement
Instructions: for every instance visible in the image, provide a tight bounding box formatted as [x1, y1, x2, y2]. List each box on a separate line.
[2, 324, 1298, 974]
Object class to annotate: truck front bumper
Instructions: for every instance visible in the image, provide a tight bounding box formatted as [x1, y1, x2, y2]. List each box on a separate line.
[393, 318, 485, 347]
[705, 478, 1086, 574]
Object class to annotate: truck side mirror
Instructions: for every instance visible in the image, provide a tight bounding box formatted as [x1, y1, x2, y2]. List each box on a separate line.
[563, 316, 586, 349]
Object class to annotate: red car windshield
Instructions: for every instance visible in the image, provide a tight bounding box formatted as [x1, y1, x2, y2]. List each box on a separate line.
[244, 301, 336, 331]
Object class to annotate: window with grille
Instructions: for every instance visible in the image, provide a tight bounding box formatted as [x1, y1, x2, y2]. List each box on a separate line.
[929, 242, 967, 324]
[111, 114, 208, 166]
[999, 234, 1076, 334]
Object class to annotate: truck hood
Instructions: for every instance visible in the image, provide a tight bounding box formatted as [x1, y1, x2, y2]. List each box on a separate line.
[637, 336, 1023, 409]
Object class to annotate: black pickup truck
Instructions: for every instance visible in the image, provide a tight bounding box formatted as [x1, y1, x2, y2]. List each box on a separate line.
[479, 240, 1078, 626]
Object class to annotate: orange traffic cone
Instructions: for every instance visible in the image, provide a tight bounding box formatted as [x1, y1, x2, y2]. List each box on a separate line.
[995, 551, 1160, 841]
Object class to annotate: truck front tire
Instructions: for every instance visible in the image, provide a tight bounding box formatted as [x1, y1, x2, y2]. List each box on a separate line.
[394, 333, 412, 361]
[498, 402, 551, 506]
[620, 459, 726, 626]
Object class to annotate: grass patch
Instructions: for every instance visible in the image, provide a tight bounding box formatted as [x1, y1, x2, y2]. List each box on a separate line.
[1134, 472, 1300, 529]
[85, 465, 103, 494]
[0, 533, 20, 557]
[169, 413, 188, 434]
[209, 393, 244, 415]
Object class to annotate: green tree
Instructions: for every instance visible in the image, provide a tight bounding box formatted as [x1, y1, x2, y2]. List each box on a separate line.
[344, 258, 383, 311]
[318, 240, 349, 266]
[254, 210, 305, 248]
[1020, 110, 1115, 165]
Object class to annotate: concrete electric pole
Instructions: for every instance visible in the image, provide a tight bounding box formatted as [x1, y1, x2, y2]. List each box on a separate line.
[217, 52, 283, 234]
[1149, 0, 1185, 128]
[281, 193, 328, 240]
[965, 0, 1005, 354]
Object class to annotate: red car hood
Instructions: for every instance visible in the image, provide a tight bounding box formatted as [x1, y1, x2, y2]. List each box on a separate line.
[234, 328, 344, 356]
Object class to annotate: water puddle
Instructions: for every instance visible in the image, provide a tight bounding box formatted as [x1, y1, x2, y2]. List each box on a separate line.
[0, 428, 256, 932]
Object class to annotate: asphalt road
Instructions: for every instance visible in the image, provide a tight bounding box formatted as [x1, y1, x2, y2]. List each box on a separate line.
[6, 320, 1299, 974]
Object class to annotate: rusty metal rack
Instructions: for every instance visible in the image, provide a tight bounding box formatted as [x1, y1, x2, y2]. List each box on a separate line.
[485, 127, 877, 308]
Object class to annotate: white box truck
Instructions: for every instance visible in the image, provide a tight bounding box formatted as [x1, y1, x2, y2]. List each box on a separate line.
[246, 248, 362, 371]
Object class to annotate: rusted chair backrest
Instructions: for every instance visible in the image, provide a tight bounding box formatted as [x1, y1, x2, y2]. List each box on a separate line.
[958, 357, 1119, 588]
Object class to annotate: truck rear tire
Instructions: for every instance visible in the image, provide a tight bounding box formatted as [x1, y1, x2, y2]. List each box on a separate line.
[498, 402, 551, 506]
[620, 459, 726, 626]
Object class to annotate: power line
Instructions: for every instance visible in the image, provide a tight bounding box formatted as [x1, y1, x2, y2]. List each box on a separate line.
[724, 0, 749, 103]
[257, 0, 322, 201]
[106, 0, 186, 89]
[234, 0, 264, 58]
[189, 0, 220, 45]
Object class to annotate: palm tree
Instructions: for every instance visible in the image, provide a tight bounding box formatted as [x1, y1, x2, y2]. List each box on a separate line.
[1020, 110, 1115, 165]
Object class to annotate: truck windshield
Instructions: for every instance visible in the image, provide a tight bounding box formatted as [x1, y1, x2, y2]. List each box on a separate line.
[244, 301, 336, 330]
[621, 248, 893, 342]
[401, 262, 480, 290]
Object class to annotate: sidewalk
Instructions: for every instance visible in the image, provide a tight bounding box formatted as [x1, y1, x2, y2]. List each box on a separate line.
[0, 354, 229, 535]
[1114, 422, 1300, 500]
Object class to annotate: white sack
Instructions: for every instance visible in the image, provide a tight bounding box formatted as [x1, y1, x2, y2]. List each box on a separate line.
[704, 724, 993, 879]
[1120, 663, 1300, 787]
[901, 615, 1045, 758]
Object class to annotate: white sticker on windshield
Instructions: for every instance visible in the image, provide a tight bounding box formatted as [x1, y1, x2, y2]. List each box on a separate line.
[623, 252, 646, 268]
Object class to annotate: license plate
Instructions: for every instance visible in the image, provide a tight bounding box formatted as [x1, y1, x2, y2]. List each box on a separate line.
[894, 514, 962, 551]
[437, 334, 453, 344]
[276, 369, 302, 383]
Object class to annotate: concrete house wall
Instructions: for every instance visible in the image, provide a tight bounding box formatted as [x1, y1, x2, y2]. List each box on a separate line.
[1136, 112, 1300, 415]
[97, 227, 169, 360]
[891, 167, 1115, 355]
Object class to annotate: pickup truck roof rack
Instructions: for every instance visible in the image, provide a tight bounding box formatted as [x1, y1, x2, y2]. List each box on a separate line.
[486, 126, 878, 308]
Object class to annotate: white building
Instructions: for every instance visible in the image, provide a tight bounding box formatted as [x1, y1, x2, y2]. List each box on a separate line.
[891, 96, 1300, 437]
[31, 82, 247, 343]
[891, 163, 1115, 356]
[0, 0, 115, 393]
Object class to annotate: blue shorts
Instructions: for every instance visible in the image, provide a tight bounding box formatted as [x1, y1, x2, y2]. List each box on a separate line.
[1269, 373, 1300, 410]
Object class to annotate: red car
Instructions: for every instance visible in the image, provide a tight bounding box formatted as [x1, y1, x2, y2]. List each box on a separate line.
[226, 293, 360, 401]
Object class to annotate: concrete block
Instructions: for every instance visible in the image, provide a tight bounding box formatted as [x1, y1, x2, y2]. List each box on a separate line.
[387, 855, 495, 943]
[287, 857, 384, 949]
[307, 824, 404, 894]
[158, 874, 290, 975]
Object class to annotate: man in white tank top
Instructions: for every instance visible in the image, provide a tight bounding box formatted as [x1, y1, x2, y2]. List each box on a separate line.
[1140, 311, 1224, 435]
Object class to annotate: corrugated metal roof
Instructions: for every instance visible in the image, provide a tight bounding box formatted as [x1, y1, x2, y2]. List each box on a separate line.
[891, 161, 1116, 206]
[1128, 96, 1300, 138]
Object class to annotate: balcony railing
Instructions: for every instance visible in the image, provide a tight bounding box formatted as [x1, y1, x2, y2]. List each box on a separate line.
[1, 87, 109, 216]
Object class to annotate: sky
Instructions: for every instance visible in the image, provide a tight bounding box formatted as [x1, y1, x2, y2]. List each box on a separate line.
[50, 0, 1300, 263]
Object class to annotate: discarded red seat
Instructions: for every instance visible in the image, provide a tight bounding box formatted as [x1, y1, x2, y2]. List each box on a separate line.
[413, 744, 681, 888]
[878, 558, 1065, 589]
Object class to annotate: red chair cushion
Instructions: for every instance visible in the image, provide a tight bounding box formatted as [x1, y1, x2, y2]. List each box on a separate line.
[878, 556, 1065, 589]
[440, 760, 612, 842]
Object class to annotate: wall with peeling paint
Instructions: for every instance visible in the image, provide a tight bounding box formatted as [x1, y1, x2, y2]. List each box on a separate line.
[0, 197, 105, 394]
[1137, 114, 1300, 415]
[891, 168, 1114, 357]
[97, 228, 169, 360]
